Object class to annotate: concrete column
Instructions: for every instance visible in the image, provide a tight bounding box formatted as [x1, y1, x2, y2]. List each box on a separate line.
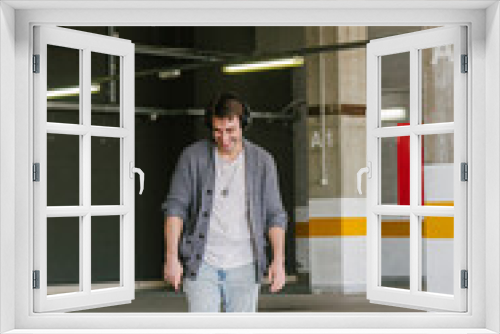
[338, 27, 367, 199]
[306, 26, 341, 199]
[305, 26, 343, 292]
[306, 27, 370, 293]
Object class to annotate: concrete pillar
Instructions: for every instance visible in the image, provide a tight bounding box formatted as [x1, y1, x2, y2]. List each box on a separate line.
[338, 27, 367, 199]
[306, 26, 341, 199]
[305, 26, 343, 292]
[305, 27, 370, 294]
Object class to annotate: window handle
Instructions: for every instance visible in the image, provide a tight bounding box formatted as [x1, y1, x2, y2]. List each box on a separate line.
[357, 162, 372, 195]
[129, 162, 145, 195]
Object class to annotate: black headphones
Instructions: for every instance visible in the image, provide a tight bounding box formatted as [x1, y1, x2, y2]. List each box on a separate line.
[204, 92, 252, 130]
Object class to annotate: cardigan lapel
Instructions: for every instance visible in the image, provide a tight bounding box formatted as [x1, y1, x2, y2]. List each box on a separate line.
[243, 138, 258, 235]
[243, 138, 255, 206]
[203, 139, 216, 194]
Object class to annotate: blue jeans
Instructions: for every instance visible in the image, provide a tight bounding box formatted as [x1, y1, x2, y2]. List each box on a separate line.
[183, 260, 260, 312]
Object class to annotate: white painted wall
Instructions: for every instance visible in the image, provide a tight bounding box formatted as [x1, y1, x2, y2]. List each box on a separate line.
[424, 164, 454, 202]
[305, 199, 367, 293]
[295, 206, 310, 273]
[341, 236, 366, 294]
[423, 239, 454, 294]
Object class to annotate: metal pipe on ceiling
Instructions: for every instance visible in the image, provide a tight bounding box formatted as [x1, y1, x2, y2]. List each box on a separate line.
[47, 102, 299, 122]
[93, 40, 369, 84]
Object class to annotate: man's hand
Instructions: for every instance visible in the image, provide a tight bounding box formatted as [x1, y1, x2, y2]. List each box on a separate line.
[267, 260, 286, 293]
[164, 254, 183, 291]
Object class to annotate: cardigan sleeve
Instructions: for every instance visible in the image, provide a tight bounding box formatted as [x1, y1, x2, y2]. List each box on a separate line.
[263, 153, 288, 231]
[161, 149, 193, 223]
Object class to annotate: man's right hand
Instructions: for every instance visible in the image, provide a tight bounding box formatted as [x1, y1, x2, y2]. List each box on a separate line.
[164, 254, 183, 291]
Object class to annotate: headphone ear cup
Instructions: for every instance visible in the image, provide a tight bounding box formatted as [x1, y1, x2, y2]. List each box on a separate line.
[240, 114, 247, 129]
[205, 107, 213, 130]
[241, 103, 251, 130]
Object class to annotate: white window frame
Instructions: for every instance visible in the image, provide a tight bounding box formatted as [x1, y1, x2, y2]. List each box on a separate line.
[33, 25, 136, 313]
[366, 26, 467, 312]
[0, 1, 498, 333]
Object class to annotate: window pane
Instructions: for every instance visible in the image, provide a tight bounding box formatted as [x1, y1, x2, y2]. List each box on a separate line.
[91, 137, 121, 205]
[47, 217, 80, 295]
[91, 52, 121, 127]
[91, 216, 121, 290]
[47, 44, 80, 124]
[381, 136, 410, 205]
[47, 134, 80, 206]
[381, 215, 410, 290]
[380, 52, 410, 127]
[421, 45, 454, 124]
[422, 133, 454, 206]
[421, 216, 454, 294]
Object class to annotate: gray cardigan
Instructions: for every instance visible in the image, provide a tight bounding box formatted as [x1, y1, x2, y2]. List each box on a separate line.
[162, 138, 287, 283]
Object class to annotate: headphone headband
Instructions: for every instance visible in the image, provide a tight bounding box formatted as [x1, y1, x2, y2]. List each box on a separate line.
[205, 92, 251, 130]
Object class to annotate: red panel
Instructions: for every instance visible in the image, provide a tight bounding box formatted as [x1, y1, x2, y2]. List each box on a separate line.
[396, 123, 424, 205]
[397, 123, 410, 205]
[421, 136, 425, 205]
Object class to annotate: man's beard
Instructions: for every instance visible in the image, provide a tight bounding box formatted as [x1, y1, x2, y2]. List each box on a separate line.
[219, 138, 239, 154]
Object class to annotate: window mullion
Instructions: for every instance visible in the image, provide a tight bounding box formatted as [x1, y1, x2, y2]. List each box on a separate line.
[82, 48, 91, 295]
[410, 47, 419, 295]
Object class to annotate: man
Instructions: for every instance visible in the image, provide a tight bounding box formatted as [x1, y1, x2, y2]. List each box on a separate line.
[162, 92, 287, 312]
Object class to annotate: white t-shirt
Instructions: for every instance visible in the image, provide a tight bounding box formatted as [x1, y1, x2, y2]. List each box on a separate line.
[203, 148, 255, 269]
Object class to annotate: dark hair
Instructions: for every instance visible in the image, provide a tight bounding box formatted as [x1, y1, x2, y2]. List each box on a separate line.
[205, 91, 251, 130]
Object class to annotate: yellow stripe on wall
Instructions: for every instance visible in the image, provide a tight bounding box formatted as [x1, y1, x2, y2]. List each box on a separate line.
[424, 201, 454, 207]
[296, 217, 366, 237]
[422, 216, 454, 238]
[296, 201, 454, 239]
[381, 221, 410, 238]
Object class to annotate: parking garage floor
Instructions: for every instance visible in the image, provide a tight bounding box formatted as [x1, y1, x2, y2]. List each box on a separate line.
[75, 281, 421, 313]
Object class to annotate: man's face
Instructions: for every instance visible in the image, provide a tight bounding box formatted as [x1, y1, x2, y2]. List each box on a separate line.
[212, 115, 243, 155]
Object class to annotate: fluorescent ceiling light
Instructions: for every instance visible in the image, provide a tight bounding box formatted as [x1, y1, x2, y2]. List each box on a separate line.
[158, 69, 181, 79]
[381, 108, 406, 121]
[47, 84, 100, 99]
[223, 56, 304, 74]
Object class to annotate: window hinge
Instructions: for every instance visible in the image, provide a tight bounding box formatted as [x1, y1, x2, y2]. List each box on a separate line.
[33, 270, 40, 289]
[461, 162, 468, 181]
[33, 54, 40, 73]
[33, 163, 40, 182]
[461, 54, 468, 73]
[461, 270, 468, 289]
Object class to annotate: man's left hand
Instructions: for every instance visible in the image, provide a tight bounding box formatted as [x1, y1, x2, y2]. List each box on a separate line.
[268, 260, 286, 293]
